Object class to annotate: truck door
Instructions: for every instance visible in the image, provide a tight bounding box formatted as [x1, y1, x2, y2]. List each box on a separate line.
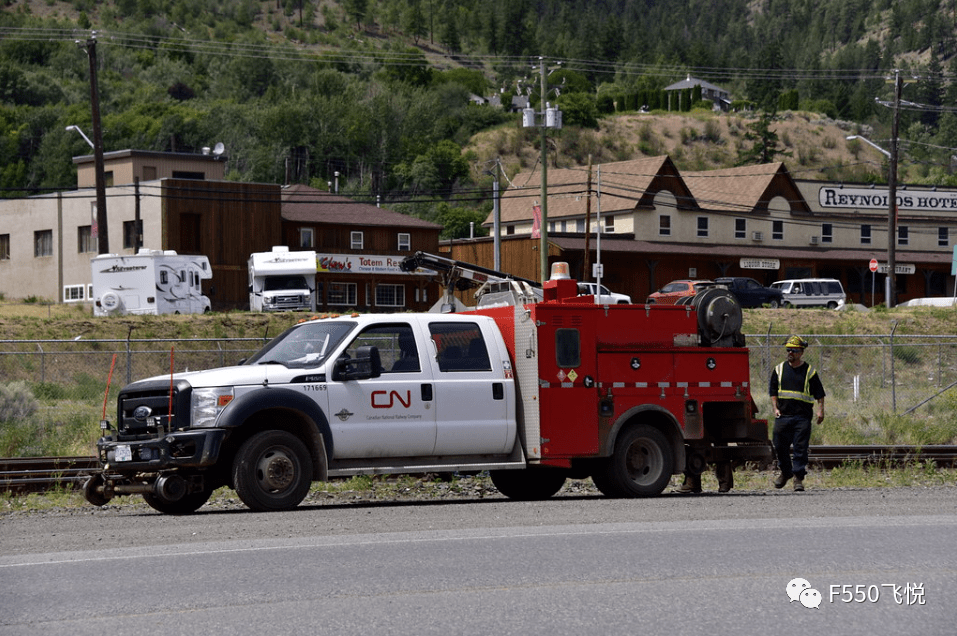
[427, 320, 513, 455]
[326, 322, 438, 458]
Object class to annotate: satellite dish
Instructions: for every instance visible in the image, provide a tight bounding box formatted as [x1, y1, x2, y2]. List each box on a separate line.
[213, 142, 225, 157]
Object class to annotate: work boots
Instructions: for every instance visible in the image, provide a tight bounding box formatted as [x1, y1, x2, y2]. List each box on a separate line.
[793, 476, 805, 492]
[675, 474, 702, 494]
[773, 474, 790, 489]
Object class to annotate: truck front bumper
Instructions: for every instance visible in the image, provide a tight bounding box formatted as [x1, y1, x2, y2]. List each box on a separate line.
[96, 428, 227, 472]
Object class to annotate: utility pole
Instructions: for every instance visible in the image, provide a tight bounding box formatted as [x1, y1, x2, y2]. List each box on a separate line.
[886, 71, 903, 308]
[81, 33, 109, 254]
[539, 58, 549, 282]
[523, 58, 562, 282]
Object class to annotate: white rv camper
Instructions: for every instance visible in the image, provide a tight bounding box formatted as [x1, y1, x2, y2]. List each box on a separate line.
[248, 246, 317, 311]
[91, 250, 212, 317]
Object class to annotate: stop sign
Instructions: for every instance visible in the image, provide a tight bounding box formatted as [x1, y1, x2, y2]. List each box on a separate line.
[869, 258, 879, 272]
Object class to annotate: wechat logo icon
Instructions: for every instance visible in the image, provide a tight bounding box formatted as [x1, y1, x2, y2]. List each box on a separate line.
[787, 578, 822, 609]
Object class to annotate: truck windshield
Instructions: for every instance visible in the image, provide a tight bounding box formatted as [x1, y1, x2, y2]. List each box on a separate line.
[264, 275, 309, 291]
[244, 321, 355, 368]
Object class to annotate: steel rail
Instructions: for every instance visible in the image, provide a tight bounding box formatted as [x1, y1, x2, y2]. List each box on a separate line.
[1, 447, 955, 494]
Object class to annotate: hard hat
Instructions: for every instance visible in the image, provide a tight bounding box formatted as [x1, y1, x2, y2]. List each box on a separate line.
[785, 335, 808, 349]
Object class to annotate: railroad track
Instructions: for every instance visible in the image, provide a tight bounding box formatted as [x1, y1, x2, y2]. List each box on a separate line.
[2, 446, 956, 495]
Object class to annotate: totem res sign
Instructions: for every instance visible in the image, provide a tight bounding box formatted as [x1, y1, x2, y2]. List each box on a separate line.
[317, 254, 429, 275]
[819, 186, 957, 212]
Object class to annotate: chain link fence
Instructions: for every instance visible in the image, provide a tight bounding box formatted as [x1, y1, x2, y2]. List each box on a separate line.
[746, 333, 957, 427]
[2, 333, 956, 424]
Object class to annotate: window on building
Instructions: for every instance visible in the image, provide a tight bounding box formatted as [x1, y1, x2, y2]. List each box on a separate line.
[350, 231, 364, 250]
[171, 171, 204, 180]
[734, 218, 746, 239]
[660, 215, 672, 237]
[898, 225, 908, 246]
[122, 220, 141, 250]
[822, 223, 833, 243]
[696, 216, 709, 238]
[375, 284, 405, 307]
[78, 225, 95, 253]
[576, 219, 585, 233]
[0, 233, 10, 260]
[63, 285, 86, 302]
[772, 220, 784, 241]
[104, 171, 114, 187]
[939, 227, 949, 247]
[603, 215, 615, 233]
[143, 166, 157, 180]
[861, 224, 871, 245]
[328, 282, 357, 306]
[299, 227, 314, 248]
[506, 225, 515, 235]
[34, 230, 52, 257]
[397, 233, 411, 251]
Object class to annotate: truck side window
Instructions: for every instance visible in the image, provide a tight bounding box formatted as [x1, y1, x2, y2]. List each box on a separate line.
[429, 322, 491, 372]
[344, 323, 419, 374]
[555, 328, 580, 368]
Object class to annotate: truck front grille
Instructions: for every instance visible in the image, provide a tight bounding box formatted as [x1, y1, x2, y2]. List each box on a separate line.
[116, 380, 192, 440]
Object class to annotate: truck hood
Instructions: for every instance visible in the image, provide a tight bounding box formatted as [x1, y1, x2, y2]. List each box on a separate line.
[132, 364, 312, 389]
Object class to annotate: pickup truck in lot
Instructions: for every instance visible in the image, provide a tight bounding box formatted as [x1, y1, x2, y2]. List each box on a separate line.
[83, 254, 770, 514]
[714, 277, 783, 308]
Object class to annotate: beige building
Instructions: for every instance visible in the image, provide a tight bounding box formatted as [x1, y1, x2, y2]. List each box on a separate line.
[474, 156, 957, 305]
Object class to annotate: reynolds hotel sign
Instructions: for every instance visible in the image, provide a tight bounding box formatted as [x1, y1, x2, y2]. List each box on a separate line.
[819, 186, 957, 212]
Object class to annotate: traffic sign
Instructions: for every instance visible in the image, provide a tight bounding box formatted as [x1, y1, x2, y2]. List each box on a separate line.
[869, 258, 878, 273]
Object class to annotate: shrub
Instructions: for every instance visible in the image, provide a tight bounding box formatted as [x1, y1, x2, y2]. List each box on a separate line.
[0, 381, 38, 422]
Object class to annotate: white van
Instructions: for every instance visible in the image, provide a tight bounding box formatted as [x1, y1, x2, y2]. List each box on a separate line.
[771, 278, 846, 309]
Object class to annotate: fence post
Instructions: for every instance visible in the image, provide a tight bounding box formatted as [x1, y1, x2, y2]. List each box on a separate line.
[36, 343, 44, 384]
[890, 321, 898, 414]
[126, 332, 133, 385]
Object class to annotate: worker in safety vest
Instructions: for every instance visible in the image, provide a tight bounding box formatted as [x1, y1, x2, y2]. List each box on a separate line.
[769, 335, 826, 492]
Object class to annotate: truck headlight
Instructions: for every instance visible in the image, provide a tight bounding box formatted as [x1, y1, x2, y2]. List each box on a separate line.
[191, 388, 234, 428]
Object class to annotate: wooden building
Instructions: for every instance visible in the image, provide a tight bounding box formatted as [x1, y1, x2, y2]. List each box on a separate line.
[280, 184, 442, 312]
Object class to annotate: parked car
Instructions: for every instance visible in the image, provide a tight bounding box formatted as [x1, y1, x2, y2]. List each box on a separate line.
[577, 282, 631, 304]
[771, 278, 846, 309]
[646, 280, 715, 304]
[714, 277, 783, 308]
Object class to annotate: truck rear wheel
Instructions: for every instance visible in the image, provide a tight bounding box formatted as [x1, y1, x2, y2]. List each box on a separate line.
[593, 424, 673, 498]
[233, 430, 313, 512]
[490, 468, 566, 501]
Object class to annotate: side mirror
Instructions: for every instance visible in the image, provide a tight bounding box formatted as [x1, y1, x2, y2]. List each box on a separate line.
[333, 345, 382, 381]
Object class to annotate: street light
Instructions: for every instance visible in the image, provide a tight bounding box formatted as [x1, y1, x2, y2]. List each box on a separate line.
[846, 134, 897, 307]
[65, 125, 94, 150]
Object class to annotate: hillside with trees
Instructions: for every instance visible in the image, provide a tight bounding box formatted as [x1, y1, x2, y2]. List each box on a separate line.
[3, 0, 957, 238]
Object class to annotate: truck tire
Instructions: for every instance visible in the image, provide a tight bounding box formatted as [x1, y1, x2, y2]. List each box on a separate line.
[143, 488, 213, 515]
[593, 424, 673, 498]
[490, 468, 566, 501]
[232, 430, 313, 512]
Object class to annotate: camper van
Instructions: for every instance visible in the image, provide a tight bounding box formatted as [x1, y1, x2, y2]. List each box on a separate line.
[91, 250, 212, 316]
[248, 246, 317, 312]
[771, 278, 846, 309]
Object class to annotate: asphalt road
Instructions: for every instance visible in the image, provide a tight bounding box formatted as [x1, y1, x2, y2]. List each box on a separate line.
[1, 486, 956, 635]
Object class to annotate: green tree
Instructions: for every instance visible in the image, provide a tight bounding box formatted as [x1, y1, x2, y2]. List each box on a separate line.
[433, 203, 489, 240]
[343, 0, 368, 29]
[402, 0, 428, 44]
[735, 111, 792, 166]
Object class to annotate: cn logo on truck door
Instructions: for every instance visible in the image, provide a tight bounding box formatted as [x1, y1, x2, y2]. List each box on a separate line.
[326, 323, 437, 459]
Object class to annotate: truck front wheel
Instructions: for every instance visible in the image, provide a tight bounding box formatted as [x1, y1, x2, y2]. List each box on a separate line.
[233, 430, 313, 512]
[593, 424, 673, 498]
[490, 468, 566, 501]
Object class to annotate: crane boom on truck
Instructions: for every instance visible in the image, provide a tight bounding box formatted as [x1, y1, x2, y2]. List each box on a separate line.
[83, 254, 769, 514]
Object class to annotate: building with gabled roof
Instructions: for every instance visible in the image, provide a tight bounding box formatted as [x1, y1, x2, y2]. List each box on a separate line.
[452, 156, 957, 306]
[280, 184, 443, 312]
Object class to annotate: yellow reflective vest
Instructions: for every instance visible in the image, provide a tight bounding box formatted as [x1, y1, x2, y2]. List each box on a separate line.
[774, 362, 818, 404]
